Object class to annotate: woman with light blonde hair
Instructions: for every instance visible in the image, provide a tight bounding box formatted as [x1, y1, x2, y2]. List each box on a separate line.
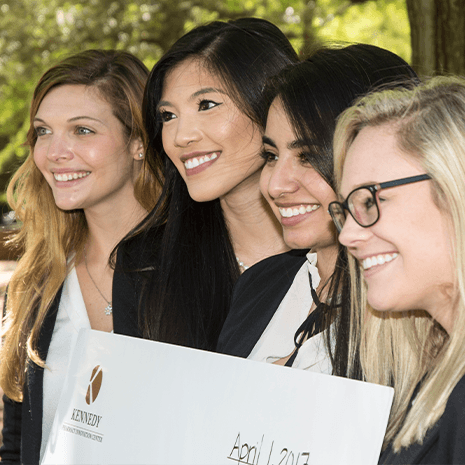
[0, 49, 158, 464]
[329, 75, 465, 464]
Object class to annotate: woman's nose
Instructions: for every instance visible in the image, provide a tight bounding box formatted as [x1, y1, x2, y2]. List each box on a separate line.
[172, 117, 202, 148]
[46, 134, 74, 162]
[265, 158, 299, 199]
[338, 213, 372, 247]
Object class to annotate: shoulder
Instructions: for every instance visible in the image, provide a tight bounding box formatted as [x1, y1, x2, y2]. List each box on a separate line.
[437, 374, 465, 439]
[250, 248, 308, 271]
[380, 376, 465, 465]
[232, 249, 309, 312]
[408, 375, 465, 464]
[216, 250, 308, 357]
[235, 249, 309, 294]
[418, 374, 465, 464]
[445, 372, 465, 406]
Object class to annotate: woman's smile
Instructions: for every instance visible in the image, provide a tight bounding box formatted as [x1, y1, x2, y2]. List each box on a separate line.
[159, 58, 264, 202]
[181, 151, 220, 175]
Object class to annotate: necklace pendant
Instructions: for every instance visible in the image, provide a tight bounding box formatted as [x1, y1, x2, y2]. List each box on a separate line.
[236, 256, 250, 272]
[104, 303, 113, 315]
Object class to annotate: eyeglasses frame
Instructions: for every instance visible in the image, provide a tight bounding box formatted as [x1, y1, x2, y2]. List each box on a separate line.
[328, 174, 432, 232]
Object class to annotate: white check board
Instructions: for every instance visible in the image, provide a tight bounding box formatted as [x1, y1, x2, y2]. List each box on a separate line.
[42, 329, 393, 464]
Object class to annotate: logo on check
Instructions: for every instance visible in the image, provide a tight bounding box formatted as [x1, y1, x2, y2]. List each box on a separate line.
[85, 365, 103, 405]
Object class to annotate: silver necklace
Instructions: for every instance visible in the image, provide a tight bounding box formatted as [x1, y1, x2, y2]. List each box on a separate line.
[84, 249, 113, 315]
[236, 256, 250, 272]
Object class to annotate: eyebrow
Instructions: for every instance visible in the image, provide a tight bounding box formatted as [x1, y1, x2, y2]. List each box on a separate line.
[339, 181, 378, 199]
[157, 87, 227, 110]
[262, 135, 276, 148]
[352, 180, 378, 190]
[262, 135, 313, 151]
[33, 116, 105, 125]
[288, 139, 311, 150]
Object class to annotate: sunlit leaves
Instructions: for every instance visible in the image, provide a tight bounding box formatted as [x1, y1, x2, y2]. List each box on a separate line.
[316, 0, 410, 61]
[0, 0, 411, 206]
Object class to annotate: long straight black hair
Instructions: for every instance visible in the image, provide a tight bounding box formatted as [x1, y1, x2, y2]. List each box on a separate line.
[262, 44, 419, 378]
[118, 18, 299, 350]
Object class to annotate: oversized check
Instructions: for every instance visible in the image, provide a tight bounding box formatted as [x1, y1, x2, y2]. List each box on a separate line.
[42, 329, 393, 464]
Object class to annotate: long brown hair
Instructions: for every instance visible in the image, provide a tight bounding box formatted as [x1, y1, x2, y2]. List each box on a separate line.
[1, 50, 157, 401]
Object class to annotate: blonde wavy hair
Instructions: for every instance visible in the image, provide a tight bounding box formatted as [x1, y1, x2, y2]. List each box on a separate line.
[1, 50, 159, 402]
[333, 75, 465, 451]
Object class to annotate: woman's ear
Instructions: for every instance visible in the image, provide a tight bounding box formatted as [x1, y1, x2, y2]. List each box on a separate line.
[130, 138, 145, 161]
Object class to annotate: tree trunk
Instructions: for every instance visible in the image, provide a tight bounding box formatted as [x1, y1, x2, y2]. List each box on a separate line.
[407, 0, 465, 76]
[301, 0, 318, 56]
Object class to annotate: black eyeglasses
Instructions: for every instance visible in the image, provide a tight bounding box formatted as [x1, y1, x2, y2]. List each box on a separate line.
[328, 174, 431, 232]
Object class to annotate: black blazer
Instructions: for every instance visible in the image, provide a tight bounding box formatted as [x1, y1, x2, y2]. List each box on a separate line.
[216, 249, 308, 358]
[379, 374, 465, 464]
[0, 263, 142, 465]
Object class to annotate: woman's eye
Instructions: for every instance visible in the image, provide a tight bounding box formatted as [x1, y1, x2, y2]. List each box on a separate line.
[76, 127, 93, 135]
[198, 99, 220, 111]
[363, 196, 376, 210]
[260, 148, 278, 163]
[298, 152, 313, 165]
[34, 127, 51, 137]
[159, 110, 175, 123]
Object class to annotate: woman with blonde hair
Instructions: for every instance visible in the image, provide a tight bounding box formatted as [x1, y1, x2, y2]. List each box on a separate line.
[0, 49, 157, 464]
[329, 76, 465, 464]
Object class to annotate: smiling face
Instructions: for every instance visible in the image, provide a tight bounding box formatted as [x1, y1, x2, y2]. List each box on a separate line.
[158, 58, 264, 202]
[33, 84, 142, 214]
[338, 123, 455, 332]
[260, 98, 338, 253]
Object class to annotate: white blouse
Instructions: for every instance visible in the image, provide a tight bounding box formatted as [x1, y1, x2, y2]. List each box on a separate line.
[40, 267, 91, 460]
[248, 252, 332, 374]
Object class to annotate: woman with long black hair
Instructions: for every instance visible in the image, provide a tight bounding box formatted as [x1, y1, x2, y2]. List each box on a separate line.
[117, 18, 299, 350]
[217, 44, 418, 378]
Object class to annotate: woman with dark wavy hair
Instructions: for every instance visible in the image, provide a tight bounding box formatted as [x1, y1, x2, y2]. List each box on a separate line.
[217, 44, 418, 379]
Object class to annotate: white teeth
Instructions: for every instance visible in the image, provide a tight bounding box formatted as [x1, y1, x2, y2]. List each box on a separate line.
[362, 253, 398, 270]
[184, 152, 218, 170]
[279, 204, 320, 218]
[54, 171, 90, 182]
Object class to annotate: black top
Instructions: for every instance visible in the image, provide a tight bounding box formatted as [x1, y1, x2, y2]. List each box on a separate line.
[0, 250, 143, 465]
[216, 249, 308, 358]
[379, 374, 465, 464]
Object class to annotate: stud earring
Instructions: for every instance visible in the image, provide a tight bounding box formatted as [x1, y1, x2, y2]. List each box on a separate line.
[138, 153, 144, 159]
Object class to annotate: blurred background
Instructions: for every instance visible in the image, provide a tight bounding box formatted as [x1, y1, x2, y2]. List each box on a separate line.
[0, 0, 463, 445]
[2, 0, 464, 220]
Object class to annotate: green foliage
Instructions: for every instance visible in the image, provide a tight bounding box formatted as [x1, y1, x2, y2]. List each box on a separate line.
[316, 0, 410, 61]
[0, 0, 410, 204]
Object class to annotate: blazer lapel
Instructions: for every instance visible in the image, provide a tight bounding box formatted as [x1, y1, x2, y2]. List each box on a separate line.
[21, 287, 62, 465]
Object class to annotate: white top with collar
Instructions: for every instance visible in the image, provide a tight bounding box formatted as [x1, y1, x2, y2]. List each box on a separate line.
[248, 252, 332, 374]
[40, 267, 91, 460]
